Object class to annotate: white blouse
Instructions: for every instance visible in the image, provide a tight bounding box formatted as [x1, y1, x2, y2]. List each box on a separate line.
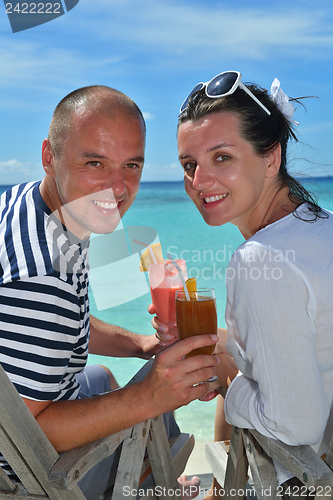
[224, 205, 333, 482]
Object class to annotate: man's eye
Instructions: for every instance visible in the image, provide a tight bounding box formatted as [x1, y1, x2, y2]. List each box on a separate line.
[125, 163, 142, 171]
[88, 161, 101, 167]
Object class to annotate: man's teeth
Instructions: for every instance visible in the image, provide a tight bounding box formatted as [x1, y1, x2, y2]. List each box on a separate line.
[204, 194, 228, 203]
[93, 200, 118, 209]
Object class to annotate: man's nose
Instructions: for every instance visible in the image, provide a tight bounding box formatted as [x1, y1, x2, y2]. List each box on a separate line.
[101, 169, 126, 198]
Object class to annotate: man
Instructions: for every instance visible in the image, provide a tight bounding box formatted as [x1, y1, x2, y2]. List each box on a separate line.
[0, 85, 219, 499]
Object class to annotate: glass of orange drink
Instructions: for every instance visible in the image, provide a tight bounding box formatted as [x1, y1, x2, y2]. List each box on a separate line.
[176, 287, 218, 382]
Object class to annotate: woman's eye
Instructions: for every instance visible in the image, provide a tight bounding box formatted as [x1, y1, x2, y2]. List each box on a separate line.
[216, 154, 231, 162]
[182, 162, 196, 174]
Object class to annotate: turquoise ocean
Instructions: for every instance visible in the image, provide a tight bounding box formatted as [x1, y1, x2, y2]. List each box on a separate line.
[1, 177, 333, 442]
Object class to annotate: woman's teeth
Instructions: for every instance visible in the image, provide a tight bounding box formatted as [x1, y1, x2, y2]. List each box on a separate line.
[204, 194, 228, 203]
[93, 200, 118, 209]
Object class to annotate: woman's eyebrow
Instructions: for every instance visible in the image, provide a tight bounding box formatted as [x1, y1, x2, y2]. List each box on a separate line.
[207, 142, 234, 152]
[178, 142, 235, 160]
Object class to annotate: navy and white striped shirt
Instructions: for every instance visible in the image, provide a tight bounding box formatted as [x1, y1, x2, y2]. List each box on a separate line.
[0, 182, 90, 402]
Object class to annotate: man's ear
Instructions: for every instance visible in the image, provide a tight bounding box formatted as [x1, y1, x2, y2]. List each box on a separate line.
[41, 138, 55, 178]
[265, 144, 282, 179]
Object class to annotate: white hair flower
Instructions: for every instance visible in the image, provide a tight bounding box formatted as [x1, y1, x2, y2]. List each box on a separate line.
[270, 78, 299, 125]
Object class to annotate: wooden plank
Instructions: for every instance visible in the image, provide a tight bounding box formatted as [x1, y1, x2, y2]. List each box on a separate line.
[170, 433, 195, 478]
[223, 428, 248, 500]
[0, 480, 85, 500]
[0, 365, 61, 495]
[251, 430, 333, 489]
[49, 428, 131, 489]
[325, 433, 333, 472]
[111, 421, 149, 499]
[0, 480, 47, 499]
[242, 430, 280, 500]
[145, 416, 179, 500]
[205, 442, 229, 491]
[0, 494, 46, 499]
[0, 462, 16, 493]
[206, 439, 256, 500]
[0, 423, 45, 496]
[138, 432, 195, 500]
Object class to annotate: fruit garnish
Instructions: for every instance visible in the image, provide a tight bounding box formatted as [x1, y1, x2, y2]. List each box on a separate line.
[185, 277, 197, 299]
[139, 243, 164, 272]
[185, 277, 197, 292]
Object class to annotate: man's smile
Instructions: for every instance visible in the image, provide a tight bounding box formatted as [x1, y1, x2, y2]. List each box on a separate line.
[93, 200, 118, 210]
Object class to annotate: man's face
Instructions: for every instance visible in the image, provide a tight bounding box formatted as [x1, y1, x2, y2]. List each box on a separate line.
[43, 110, 145, 239]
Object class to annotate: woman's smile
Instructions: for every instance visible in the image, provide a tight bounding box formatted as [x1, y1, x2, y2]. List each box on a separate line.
[203, 193, 229, 206]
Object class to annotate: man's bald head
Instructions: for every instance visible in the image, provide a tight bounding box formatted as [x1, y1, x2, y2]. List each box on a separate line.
[48, 85, 145, 158]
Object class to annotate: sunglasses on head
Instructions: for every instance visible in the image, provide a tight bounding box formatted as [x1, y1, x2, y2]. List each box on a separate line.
[180, 70, 271, 116]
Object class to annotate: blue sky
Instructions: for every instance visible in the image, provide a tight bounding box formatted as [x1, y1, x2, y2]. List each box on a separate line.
[1, 0, 333, 184]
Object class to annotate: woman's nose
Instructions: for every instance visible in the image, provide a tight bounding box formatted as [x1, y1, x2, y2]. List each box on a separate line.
[192, 164, 215, 191]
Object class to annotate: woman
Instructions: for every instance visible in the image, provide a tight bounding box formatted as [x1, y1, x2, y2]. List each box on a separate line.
[155, 72, 333, 499]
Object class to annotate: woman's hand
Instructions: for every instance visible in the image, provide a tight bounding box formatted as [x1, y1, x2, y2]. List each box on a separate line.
[148, 304, 179, 347]
[209, 327, 238, 399]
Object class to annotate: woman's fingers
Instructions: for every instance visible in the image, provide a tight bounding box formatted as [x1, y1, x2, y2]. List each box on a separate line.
[147, 303, 156, 315]
[150, 312, 179, 345]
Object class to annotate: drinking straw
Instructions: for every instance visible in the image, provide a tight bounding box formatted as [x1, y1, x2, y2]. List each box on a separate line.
[133, 239, 158, 264]
[166, 253, 190, 300]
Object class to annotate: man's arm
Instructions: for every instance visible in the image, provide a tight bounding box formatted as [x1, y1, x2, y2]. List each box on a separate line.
[23, 333, 220, 453]
[88, 315, 159, 359]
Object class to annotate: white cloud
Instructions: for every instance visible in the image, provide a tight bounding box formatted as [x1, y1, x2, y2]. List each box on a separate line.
[80, 0, 333, 60]
[141, 162, 183, 182]
[1, 1, 332, 93]
[142, 112, 154, 120]
[0, 38, 126, 89]
[301, 121, 333, 134]
[0, 160, 43, 184]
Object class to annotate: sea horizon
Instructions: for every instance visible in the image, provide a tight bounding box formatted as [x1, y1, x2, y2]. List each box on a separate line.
[1, 173, 333, 189]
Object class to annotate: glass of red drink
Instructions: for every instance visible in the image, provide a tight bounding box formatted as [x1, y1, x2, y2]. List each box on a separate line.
[148, 258, 188, 328]
[176, 288, 218, 382]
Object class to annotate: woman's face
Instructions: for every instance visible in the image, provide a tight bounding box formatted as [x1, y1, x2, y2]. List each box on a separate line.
[177, 112, 277, 234]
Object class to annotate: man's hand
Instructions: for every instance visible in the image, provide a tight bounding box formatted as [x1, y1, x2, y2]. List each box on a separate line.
[140, 333, 220, 415]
